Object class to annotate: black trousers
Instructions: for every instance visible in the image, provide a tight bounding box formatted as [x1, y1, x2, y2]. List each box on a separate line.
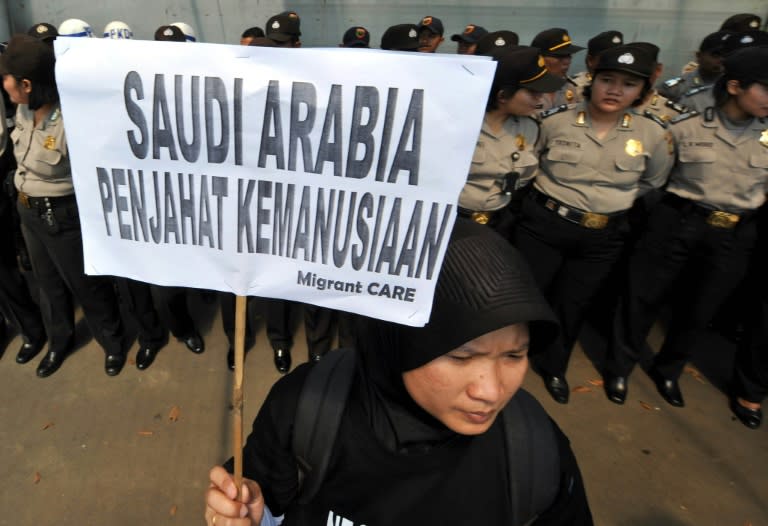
[607, 197, 757, 380]
[266, 299, 334, 356]
[151, 286, 196, 339]
[515, 196, 625, 377]
[220, 292, 256, 349]
[114, 278, 168, 350]
[17, 198, 124, 355]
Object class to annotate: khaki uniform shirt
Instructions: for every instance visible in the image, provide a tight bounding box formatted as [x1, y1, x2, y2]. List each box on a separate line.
[540, 77, 583, 111]
[459, 116, 540, 211]
[12, 103, 73, 197]
[533, 102, 674, 214]
[667, 111, 768, 213]
[635, 90, 689, 123]
[657, 69, 715, 112]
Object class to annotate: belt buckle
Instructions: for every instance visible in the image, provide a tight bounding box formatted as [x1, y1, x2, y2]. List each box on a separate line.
[580, 212, 609, 229]
[471, 211, 491, 225]
[706, 210, 739, 229]
[18, 192, 30, 208]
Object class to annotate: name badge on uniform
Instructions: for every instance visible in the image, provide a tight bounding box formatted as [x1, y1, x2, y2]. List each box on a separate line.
[625, 139, 643, 157]
[44, 136, 56, 150]
[761, 130, 768, 148]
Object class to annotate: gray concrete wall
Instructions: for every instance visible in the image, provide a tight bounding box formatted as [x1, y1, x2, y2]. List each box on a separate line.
[3, 1, 767, 76]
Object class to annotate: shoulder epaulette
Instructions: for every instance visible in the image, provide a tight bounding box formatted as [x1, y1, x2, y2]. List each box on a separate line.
[565, 76, 578, 86]
[665, 99, 689, 114]
[670, 110, 700, 124]
[683, 84, 712, 97]
[642, 110, 668, 129]
[539, 104, 569, 120]
[663, 77, 682, 88]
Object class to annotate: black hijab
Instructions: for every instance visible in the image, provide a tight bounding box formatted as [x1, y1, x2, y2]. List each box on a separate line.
[352, 218, 559, 453]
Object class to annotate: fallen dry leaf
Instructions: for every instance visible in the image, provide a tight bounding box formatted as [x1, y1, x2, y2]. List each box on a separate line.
[168, 405, 181, 422]
[639, 401, 654, 411]
[42, 422, 55, 431]
[33, 472, 41, 484]
[572, 385, 592, 393]
[169, 505, 177, 516]
[137, 430, 154, 437]
[588, 379, 604, 387]
[684, 366, 706, 384]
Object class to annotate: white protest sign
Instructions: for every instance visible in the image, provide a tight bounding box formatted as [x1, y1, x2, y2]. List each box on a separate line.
[54, 38, 494, 326]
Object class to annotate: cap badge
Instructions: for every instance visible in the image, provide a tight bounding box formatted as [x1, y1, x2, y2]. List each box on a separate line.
[163, 28, 173, 36]
[612, 36, 621, 44]
[44, 136, 56, 150]
[465, 25, 475, 34]
[356, 28, 366, 38]
[515, 134, 526, 151]
[618, 53, 635, 64]
[625, 139, 643, 157]
[36, 25, 46, 34]
[422, 16, 433, 26]
[760, 130, 768, 148]
[409, 28, 417, 38]
[562, 34, 570, 42]
[741, 35, 754, 44]
[272, 21, 280, 29]
[537, 55, 545, 67]
[288, 13, 298, 19]
[750, 20, 759, 28]
[495, 37, 506, 47]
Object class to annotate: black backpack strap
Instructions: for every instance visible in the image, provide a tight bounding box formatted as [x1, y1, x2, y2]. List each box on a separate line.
[292, 348, 357, 505]
[502, 389, 561, 526]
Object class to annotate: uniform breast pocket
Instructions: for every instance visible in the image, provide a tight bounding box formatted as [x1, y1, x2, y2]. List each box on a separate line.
[615, 154, 647, 174]
[677, 147, 716, 164]
[32, 146, 64, 178]
[748, 153, 768, 170]
[546, 146, 583, 165]
[471, 143, 486, 165]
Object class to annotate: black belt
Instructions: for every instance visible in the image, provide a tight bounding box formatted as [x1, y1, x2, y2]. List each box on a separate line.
[661, 193, 753, 229]
[529, 188, 618, 229]
[18, 191, 77, 210]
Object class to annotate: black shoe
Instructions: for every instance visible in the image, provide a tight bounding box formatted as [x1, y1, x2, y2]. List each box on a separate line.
[135, 347, 159, 370]
[105, 353, 127, 376]
[37, 350, 66, 378]
[16, 340, 46, 364]
[226, 346, 248, 371]
[605, 375, 628, 405]
[543, 375, 570, 404]
[730, 398, 762, 429]
[649, 368, 684, 407]
[273, 348, 291, 374]
[181, 333, 204, 354]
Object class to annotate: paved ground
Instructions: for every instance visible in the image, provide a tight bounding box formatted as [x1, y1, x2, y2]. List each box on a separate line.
[1, 295, 766, 525]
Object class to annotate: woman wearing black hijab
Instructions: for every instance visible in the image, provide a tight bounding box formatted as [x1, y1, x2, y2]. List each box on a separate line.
[204, 219, 593, 525]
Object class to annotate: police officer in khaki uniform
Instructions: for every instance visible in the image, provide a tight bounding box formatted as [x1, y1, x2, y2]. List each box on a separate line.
[459, 46, 565, 240]
[605, 46, 768, 408]
[657, 31, 732, 112]
[571, 30, 624, 95]
[1, 35, 127, 377]
[514, 46, 674, 403]
[531, 28, 585, 110]
[630, 42, 690, 122]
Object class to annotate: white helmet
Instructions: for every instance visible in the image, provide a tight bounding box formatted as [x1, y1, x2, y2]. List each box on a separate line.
[171, 21, 197, 42]
[103, 21, 133, 39]
[58, 18, 93, 37]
